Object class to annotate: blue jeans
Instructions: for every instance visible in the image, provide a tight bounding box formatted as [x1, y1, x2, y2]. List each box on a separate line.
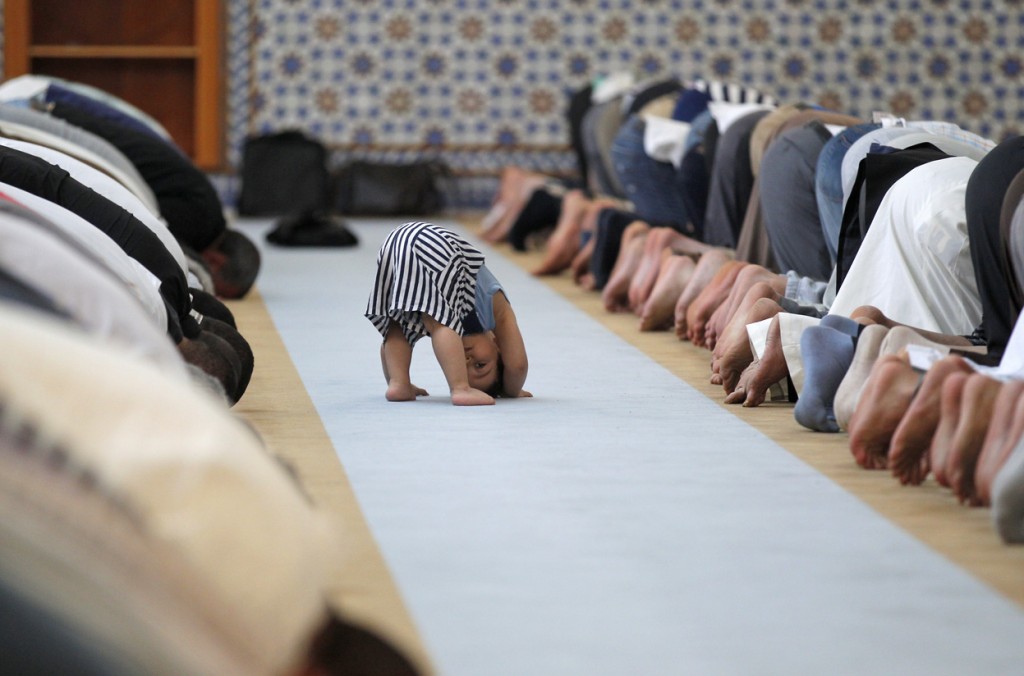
[815, 122, 879, 265]
[610, 114, 696, 232]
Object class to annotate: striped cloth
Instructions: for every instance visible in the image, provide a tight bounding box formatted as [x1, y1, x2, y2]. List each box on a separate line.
[366, 222, 485, 344]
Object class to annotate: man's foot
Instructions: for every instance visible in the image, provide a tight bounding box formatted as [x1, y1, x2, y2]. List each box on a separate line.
[533, 189, 588, 276]
[888, 355, 972, 485]
[847, 354, 919, 469]
[602, 222, 649, 313]
[945, 374, 1002, 505]
[738, 314, 789, 407]
[639, 254, 695, 331]
[481, 168, 548, 243]
[674, 249, 734, 340]
[833, 324, 889, 431]
[928, 371, 970, 487]
[710, 265, 786, 345]
[571, 238, 596, 286]
[717, 297, 782, 394]
[629, 227, 683, 311]
[976, 381, 1024, 505]
[687, 260, 746, 346]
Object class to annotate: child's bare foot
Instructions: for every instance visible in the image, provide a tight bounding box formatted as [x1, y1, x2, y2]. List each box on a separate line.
[639, 254, 695, 331]
[888, 355, 971, 485]
[451, 386, 496, 406]
[386, 382, 429, 401]
[847, 354, 919, 470]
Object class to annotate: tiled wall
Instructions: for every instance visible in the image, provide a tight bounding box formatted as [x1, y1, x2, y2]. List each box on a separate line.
[239, 0, 1024, 207]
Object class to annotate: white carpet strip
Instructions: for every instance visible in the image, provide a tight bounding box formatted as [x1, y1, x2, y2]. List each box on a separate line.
[238, 217, 1024, 675]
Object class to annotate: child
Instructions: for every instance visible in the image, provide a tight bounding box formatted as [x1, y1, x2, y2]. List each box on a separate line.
[366, 221, 530, 405]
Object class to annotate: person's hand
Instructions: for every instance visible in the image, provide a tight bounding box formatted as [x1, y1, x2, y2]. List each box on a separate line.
[516, 389, 533, 398]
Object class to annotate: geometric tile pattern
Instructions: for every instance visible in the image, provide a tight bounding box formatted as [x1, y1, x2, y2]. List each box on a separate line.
[245, 0, 1024, 148]
[241, 0, 1024, 207]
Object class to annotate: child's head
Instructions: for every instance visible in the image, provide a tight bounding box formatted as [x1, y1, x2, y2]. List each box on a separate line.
[463, 332, 503, 395]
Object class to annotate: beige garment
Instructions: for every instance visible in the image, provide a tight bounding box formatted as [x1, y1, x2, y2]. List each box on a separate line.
[0, 303, 342, 675]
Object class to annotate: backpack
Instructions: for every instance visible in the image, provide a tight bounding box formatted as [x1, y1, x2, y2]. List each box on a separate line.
[237, 130, 329, 216]
[332, 159, 448, 216]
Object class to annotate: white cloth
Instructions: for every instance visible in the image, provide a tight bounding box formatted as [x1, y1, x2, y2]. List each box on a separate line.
[777, 313, 825, 396]
[0, 137, 188, 277]
[591, 71, 635, 104]
[830, 157, 982, 336]
[0, 206, 184, 372]
[0, 182, 168, 331]
[641, 115, 691, 168]
[841, 122, 994, 215]
[708, 101, 775, 136]
[0, 116, 160, 214]
[0, 303, 340, 674]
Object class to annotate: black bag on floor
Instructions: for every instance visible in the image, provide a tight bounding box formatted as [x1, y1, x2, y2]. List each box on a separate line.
[265, 212, 359, 248]
[238, 131, 329, 216]
[332, 159, 448, 216]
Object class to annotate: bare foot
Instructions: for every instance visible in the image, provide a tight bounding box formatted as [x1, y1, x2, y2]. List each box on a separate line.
[711, 282, 782, 369]
[833, 324, 889, 431]
[724, 361, 758, 405]
[451, 386, 495, 406]
[717, 297, 783, 394]
[847, 354, 920, 469]
[674, 248, 734, 340]
[533, 189, 588, 276]
[639, 254, 695, 331]
[739, 314, 789, 407]
[629, 227, 686, 311]
[945, 374, 1002, 505]
[928, 372, 970, 487]
[687, 260, 746, 347]
[976, 382, 1024, 505]
[704, 302, 729, 350]
[481, 168, 548, 243]
[571, 237, 596, 286]
[386, 382, 429, 401]
[710, 265, 786, 346]
[888, 355, 973, 485]
[602, 222, 650, 313]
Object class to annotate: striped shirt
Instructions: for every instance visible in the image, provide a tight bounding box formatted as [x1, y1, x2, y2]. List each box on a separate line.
[366, 222, 486, 344]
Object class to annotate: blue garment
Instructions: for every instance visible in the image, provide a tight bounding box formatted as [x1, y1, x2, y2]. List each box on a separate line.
[43, 84, 176, 149]
[815, 123, 879, 265]
[609, 114, 704, 237]
[468, 264, 503, 333]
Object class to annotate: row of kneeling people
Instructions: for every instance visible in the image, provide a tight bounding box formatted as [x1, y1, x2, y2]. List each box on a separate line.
[484, 72, 1024, 547]
[0, 74, 420, 674]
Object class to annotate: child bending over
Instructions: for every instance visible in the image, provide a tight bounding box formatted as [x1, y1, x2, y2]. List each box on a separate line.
[365, 221, 530, 405]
